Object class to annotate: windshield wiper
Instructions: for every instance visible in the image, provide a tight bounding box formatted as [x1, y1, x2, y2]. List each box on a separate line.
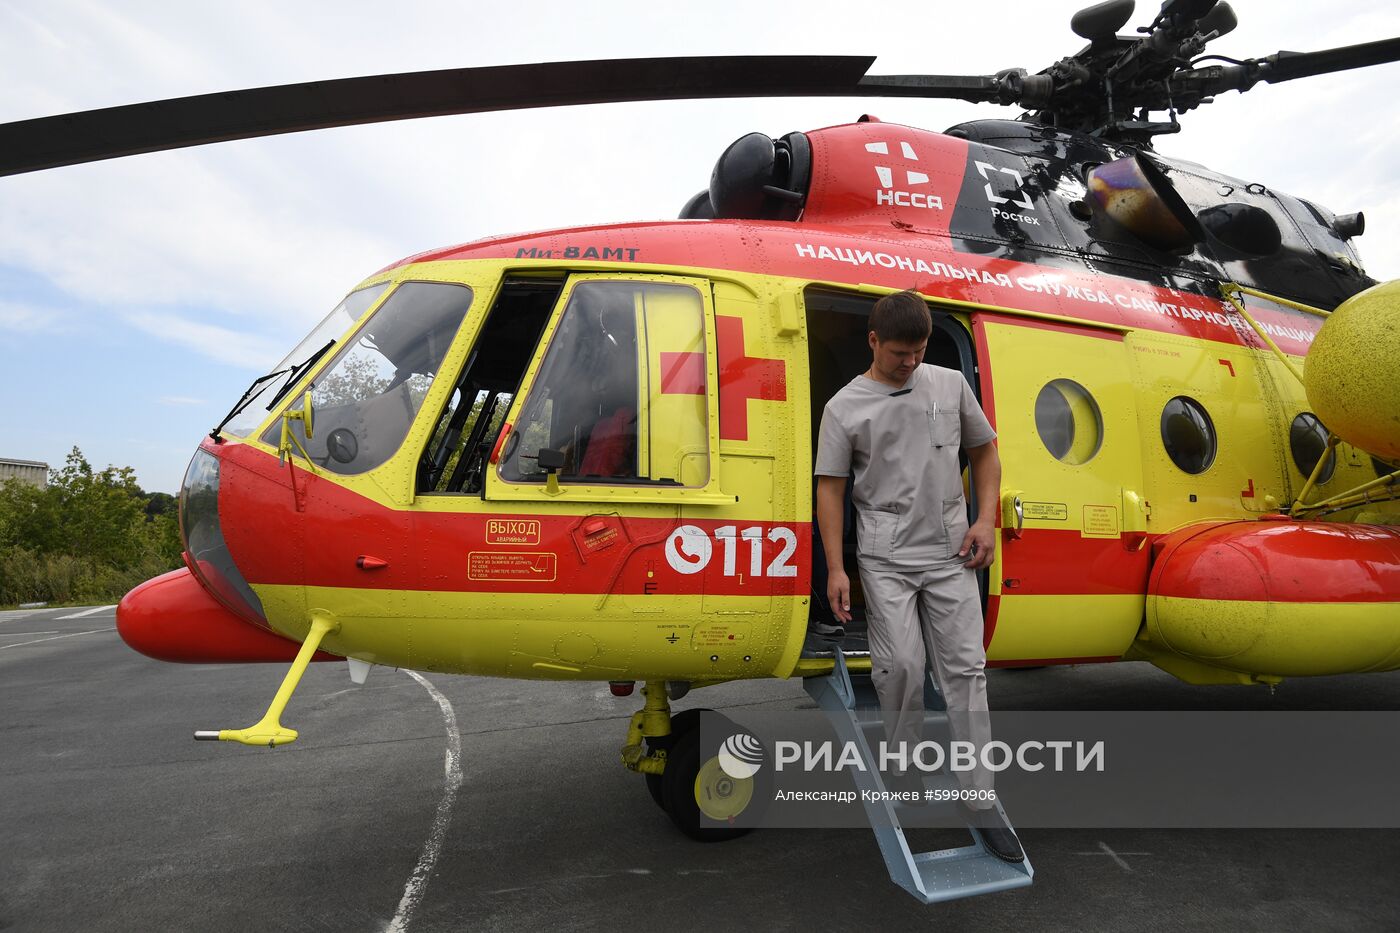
[208, 339, 336, 441]
[265, 339, 335, 411]
[210, 368, 292, 441]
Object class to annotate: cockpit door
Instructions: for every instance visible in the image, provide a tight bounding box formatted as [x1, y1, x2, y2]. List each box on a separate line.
[487, 273, 727, 503]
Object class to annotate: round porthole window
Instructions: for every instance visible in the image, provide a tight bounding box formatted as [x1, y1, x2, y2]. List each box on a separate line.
[1035, 379, 1103, 465]
[1290, 412, 1335, 484]
[1161, 396, 1216, 474]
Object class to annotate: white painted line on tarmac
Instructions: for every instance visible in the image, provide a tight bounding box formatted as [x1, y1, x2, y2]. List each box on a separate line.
[387, 670, 463, 933]
[0, 631, 60, 638]
[1074, 841, 1151, 871]
[57, 605, 117, 620]
[1098, 841, 1133, 871]
[0, 609, 57, 623]
[0, 628, 114, 651]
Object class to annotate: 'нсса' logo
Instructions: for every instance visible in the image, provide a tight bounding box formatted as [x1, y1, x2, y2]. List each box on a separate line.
[718, 732, 765, 779]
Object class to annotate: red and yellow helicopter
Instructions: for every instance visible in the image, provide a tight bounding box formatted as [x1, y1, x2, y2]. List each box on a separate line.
[4, 0, 1398, 843]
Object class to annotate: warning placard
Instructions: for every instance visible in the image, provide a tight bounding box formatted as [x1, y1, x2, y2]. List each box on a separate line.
[1022, 501, 1068, 521]
[691, 623, 748, 647]
[468, 551, 557, 581]
[1081, 505, 1120, 539]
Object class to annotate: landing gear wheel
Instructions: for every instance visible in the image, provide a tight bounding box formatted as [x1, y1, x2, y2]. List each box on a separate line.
[644, 708, 709, 810]
[645, 767, 667, 809]
[661, 715, 771, 842]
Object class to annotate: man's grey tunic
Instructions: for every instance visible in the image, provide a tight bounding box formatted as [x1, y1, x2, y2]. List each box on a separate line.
[815, 364, 996, 568]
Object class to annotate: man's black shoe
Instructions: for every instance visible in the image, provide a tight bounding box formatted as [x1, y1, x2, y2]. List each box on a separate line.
[960, 803, 1024, 863]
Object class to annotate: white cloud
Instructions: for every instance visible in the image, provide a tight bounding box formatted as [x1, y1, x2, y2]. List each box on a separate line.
[126, 311, 284, 367]
[0, 149, 398, 327]
[0, 299, 69, 334]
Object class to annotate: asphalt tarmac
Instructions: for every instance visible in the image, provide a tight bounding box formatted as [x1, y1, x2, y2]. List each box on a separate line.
[3, 604, 1400, 932]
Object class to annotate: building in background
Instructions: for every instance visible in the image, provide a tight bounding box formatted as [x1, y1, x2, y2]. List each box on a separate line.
[0, 459, 50, 489]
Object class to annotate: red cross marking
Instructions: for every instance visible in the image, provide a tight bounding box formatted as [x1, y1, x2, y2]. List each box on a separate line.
[659, 350, 705, 395]
[658, 315, 786, 441]
[716, 315, 786, 440]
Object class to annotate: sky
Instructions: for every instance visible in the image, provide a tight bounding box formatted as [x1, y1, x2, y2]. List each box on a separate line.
[2, 0, 1398, 493]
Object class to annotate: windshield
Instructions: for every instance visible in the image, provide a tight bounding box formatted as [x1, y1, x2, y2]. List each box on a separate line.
[264, 281, 476, 475]
[217, 282, 390, 438]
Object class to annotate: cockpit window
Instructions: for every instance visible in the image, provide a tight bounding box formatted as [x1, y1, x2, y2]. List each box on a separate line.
[418, 279, 560, 495]
[499, 280, 710, 488]
[220, 282, 389, 438]
[264, 281, 474, 475]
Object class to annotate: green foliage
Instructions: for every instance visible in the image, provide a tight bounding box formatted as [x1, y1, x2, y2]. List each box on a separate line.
[0, 448, 183, 606]
[314, 352, 391, 407]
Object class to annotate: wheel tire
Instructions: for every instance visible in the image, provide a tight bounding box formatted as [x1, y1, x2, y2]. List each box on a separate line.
[644, 707, 709, 810]
[645, 771, 667, 809]
[661, 717, 770, 842]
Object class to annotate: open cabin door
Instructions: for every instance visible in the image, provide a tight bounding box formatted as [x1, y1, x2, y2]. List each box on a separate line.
[972, 313, 1150, 666]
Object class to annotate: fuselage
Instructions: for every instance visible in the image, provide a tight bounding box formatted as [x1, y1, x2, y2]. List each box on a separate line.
[117, 119, 1400, 687]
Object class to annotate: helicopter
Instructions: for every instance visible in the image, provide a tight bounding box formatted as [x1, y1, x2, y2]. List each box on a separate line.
[4, 0, 1399, 865]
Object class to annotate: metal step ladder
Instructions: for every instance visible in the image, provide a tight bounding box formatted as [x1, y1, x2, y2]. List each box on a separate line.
[803, 651, 1034, 904]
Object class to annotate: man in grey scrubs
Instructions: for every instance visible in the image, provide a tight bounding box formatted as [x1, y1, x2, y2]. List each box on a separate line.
[814, 289, 1022, 863]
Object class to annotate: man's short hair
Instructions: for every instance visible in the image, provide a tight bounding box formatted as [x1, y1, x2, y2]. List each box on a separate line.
[869, 290, 932, 344]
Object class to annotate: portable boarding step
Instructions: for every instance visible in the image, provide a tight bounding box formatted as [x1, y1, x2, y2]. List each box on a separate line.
[803, 651, 1034, 904]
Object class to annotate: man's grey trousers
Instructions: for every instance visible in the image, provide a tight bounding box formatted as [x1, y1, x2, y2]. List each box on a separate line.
[860, 558, 994, 806]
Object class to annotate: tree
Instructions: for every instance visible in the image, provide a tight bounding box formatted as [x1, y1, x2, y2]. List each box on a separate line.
[144, 491, 177, 519]
[0, 447, 183, 605]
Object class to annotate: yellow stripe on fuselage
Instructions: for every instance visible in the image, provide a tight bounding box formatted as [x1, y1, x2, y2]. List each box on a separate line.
[253, 583, 797, 681]
[986, 594, 1144, 661]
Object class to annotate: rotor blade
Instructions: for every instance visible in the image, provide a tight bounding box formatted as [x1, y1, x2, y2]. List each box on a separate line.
[1257, 37, 1400, 83]
[0, 56, 1004, 177]
[855, 73, 1002, 102]
[0, 56, 867, 176]
[1180, 36, 1400, 105]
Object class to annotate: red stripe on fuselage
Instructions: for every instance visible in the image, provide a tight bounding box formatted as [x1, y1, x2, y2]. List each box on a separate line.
[214, 440, 809, 598]
[213, 441, 1167, 607]
[1000, 528, 1152, 596]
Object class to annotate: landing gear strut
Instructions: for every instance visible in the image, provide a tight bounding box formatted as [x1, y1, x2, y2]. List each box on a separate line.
[619, 682, 756, 842]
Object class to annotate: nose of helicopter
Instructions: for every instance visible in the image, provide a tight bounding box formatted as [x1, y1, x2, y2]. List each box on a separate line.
[116, 445, 314, 663]
[116, 566, 308, 662]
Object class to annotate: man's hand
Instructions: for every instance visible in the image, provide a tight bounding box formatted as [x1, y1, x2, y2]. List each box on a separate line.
[826, 568, 853, 623]
[816, 475, 852, 623]
[958, 520, 997, 570]
[962, 441, 1001, 571]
